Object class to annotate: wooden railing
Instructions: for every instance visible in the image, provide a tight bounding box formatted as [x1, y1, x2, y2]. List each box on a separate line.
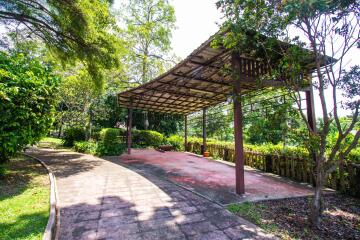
[186, 142, 360, 197]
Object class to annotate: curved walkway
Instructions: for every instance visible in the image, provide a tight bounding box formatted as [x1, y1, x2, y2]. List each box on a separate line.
[26, 147, 275, 240]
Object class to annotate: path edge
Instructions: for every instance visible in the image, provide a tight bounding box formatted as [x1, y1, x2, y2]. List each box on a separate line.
[23, 151, 59, 240]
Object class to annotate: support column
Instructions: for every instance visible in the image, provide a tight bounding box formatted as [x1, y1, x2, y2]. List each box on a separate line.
[305, 86, 316, 132]
[202, 108, 207, 155]
[127, 107, 133, 155]
[305, 84, 317, 186]
[184, 115, 188, 151]
[232, 52, 245, 194]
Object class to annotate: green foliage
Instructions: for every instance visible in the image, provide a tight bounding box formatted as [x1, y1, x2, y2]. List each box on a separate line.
[1, 0, 126, 87]
[123, 0, 176, 83]
[63, 127, 86, 147]
[97, 128, 125, 156]
[347, 148, 360, 164]
[0, 51, 59, 163]
[133, 130, 165, 148]
[73, 141, 97, 154]
[167, 135, 184, 151]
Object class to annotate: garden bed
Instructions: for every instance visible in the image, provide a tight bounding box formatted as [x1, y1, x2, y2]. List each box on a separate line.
[228, 194, 360, 240]
[0, 155, 50, 240]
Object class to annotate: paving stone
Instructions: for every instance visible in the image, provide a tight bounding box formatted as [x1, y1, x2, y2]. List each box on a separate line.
[139, 217, 177, 231]
[179, 221, 218, 236]
[189, 230, 231, 240]
[26, 147, 275, 240]
[140, 226, 186, 240]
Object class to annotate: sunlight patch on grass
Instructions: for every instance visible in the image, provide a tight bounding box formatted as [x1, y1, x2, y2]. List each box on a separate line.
[0, 156, 50, 240]
[38, 137, 64, 149]
[227, 202, 289, 239]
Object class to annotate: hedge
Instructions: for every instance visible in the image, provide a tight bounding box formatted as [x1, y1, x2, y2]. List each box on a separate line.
[97, 128, 126, 156]
[63, 127, 86, 147]
[132, 130, 165, 148]
[183, 136, 360, 197]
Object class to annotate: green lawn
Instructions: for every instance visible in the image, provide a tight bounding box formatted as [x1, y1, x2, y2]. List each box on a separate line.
[0, 155, 50, 240]
[37, 137, 64, 149]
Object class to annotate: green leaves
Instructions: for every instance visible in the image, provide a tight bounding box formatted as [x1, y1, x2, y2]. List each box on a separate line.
[1, 0, 126, 88]
[0, 51, 59, 162]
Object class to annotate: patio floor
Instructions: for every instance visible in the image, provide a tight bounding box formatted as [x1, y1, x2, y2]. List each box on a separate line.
[117, 149, 314, 205]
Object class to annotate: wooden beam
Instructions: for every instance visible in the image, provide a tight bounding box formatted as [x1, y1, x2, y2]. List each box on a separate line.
[170, 73, 232, 86]
[141, 88, 224, 102]
[121, 101, 189, 114]
[120, 98, 200, 112]
[155, 80, 228, 95]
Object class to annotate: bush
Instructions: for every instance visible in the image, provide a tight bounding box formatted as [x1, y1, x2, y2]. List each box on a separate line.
[63, 127, 86, 147]
[97, 128, 125, 156]
[0, 51, 59, 163]
[167, 135, 184, 151]
[133, 130, 165, 148]
[73, 141, 97, 154]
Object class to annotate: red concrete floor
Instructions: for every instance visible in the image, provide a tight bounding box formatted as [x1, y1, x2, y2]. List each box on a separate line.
[117, 149, 314, 205]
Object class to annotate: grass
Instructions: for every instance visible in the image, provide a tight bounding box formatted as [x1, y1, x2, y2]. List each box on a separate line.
[227, 196, 360, 240]
[227, 202, 283, 237]
[0, 155, 50, 240]
[37, 137, 64, 149]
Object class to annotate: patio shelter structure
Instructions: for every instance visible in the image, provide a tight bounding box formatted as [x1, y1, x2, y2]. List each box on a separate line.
[117, 31, 326, 195]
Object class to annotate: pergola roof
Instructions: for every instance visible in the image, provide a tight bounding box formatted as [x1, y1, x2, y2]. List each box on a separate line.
[118, 31, 333, 115]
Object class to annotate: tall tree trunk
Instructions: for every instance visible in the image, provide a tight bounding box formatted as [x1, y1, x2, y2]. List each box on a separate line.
[310, 158, 325, 228]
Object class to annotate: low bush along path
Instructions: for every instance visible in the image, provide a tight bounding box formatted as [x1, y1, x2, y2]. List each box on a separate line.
[25, 146, 275, 240]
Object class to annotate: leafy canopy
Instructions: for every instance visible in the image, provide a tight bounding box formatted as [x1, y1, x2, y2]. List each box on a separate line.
[0, 0, 126, 87]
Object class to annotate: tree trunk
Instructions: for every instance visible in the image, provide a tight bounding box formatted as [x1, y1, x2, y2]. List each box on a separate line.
[310, 163, 325, 228]
[58, 122, 63, 138]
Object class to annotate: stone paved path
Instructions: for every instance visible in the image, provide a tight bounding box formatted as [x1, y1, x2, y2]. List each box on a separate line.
[26, 147, 275, 240]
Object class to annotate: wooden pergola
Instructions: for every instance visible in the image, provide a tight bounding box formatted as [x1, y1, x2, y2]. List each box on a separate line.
[118, 31, 331, 195]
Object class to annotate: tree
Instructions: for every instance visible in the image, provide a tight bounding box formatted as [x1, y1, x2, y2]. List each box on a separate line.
[242, 90, 301, 145]
[122, 0, 176, 129]
[0, 0, 125, 87]
[216, 0, 359, 227]
[0, 51, 59, 163]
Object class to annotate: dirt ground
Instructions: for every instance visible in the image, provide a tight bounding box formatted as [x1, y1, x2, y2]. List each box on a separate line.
[231, 194, 360, 240]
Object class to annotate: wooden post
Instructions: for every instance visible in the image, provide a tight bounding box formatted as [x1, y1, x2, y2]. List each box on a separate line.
[232, 52, 245, 194]
[184, 115, 188, 151]
[202, 108, 207, 155]
[305, 83, 317, 185]
[305, 86, 316, 132]
[127, 107, 133, 155]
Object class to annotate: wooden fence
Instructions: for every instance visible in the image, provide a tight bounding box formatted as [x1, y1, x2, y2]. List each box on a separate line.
[186, 142, 360, 197]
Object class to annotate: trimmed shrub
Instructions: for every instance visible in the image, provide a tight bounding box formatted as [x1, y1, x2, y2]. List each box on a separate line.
[167, 135, 184, 151]
[133, 130, 165, 148]
[73, 141, 97, 154]
[97, 128, 125, 156]
[63, 127, 86, 147]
